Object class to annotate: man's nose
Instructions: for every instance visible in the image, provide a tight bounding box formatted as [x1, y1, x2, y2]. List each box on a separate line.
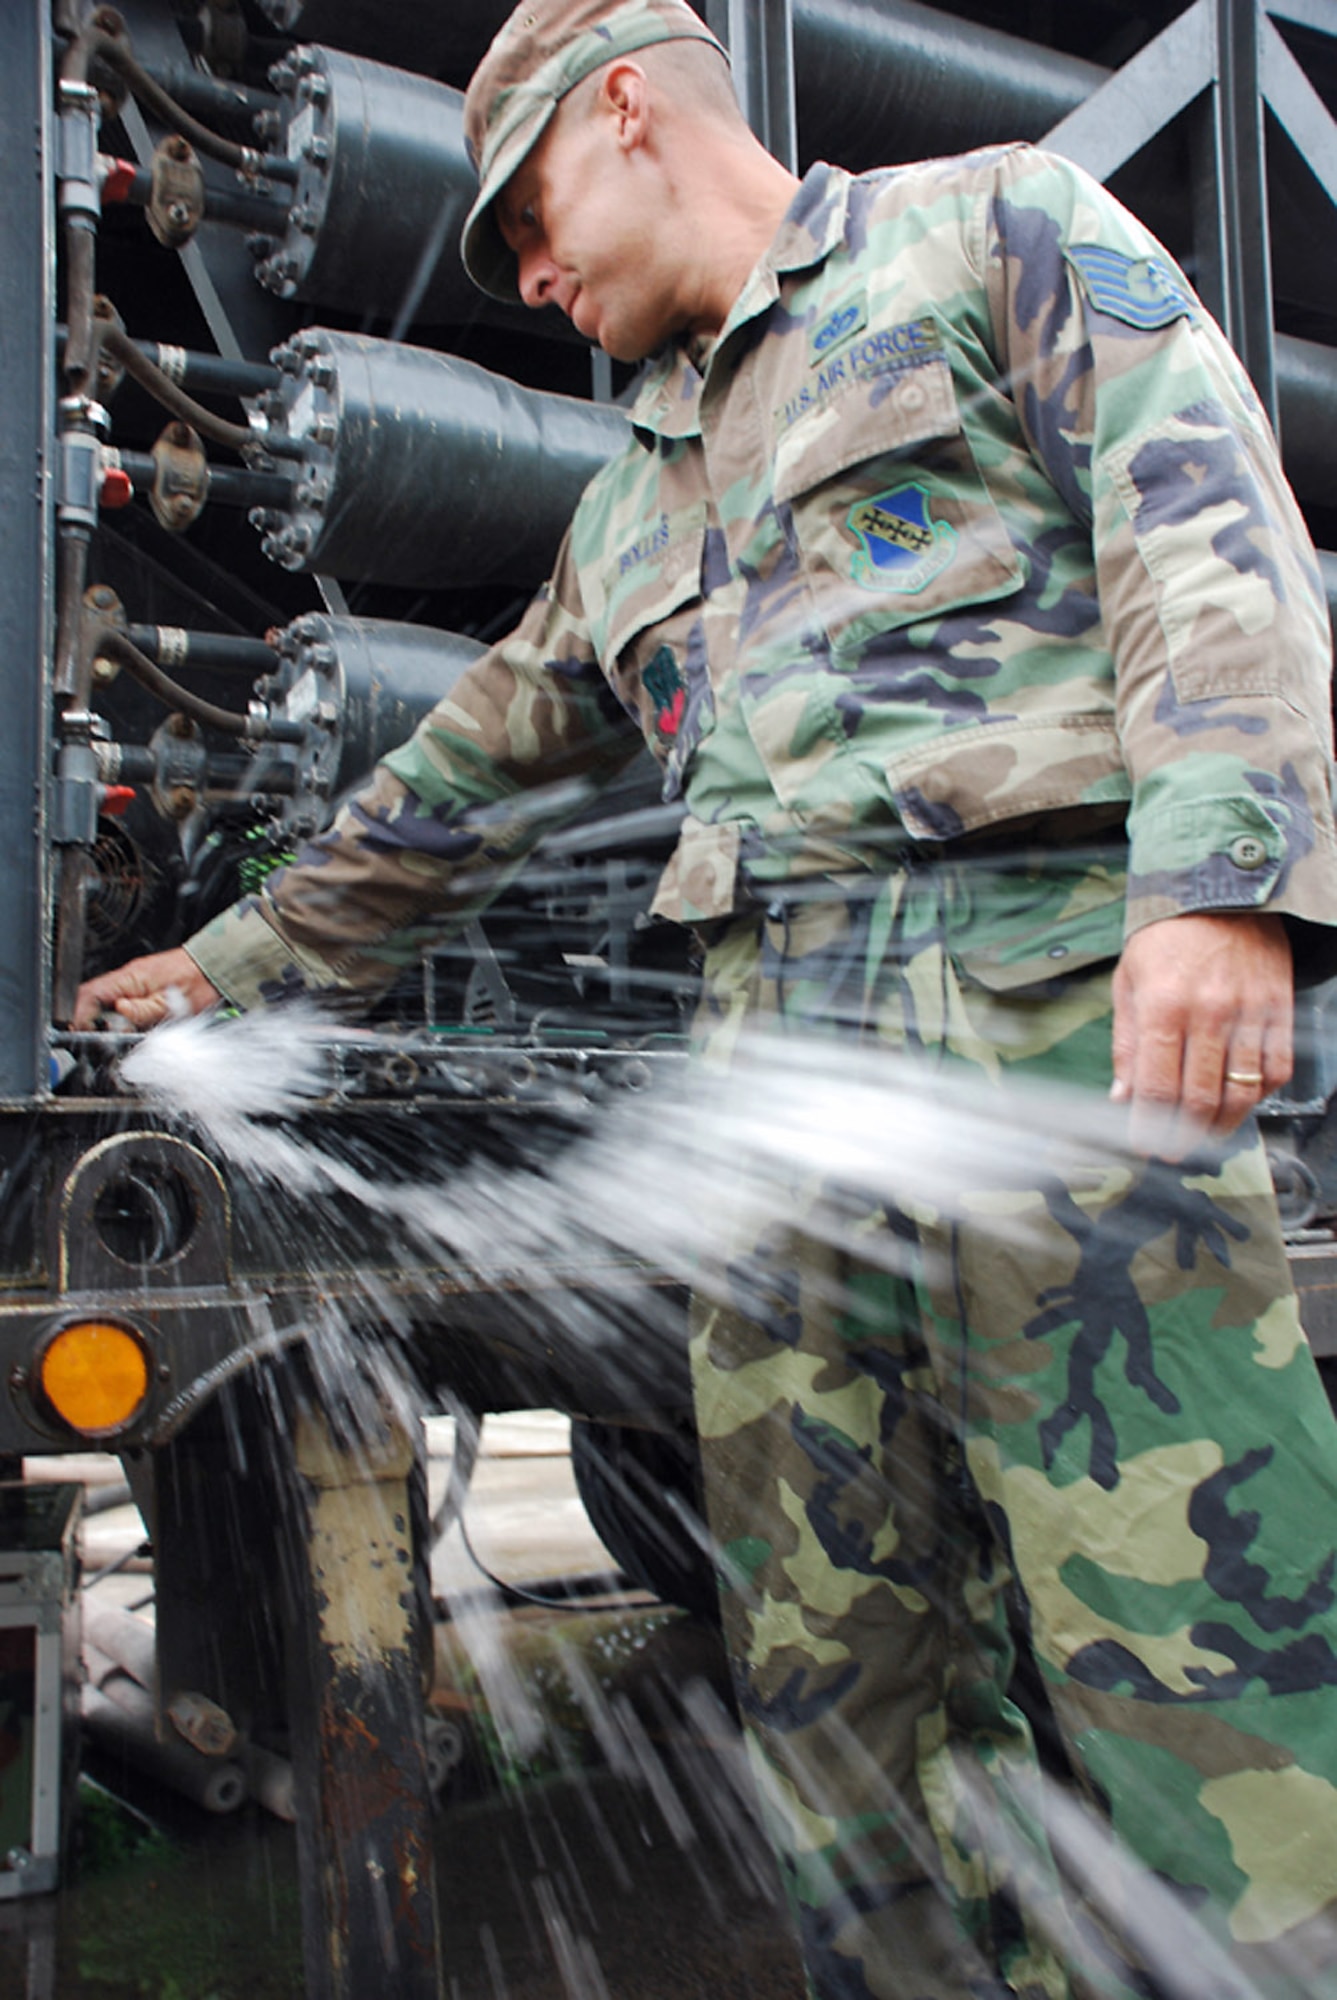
[517, 247, 557, 311]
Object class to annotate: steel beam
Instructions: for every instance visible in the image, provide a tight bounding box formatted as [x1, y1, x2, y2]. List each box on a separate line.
[0, 2, 52, 1099]
[706, 0, 798, 171]
[1043, 2, 1213, 185]
[284, 1403, 443, 2000]
[1261, 16, 1337, 213]
[1194, 0, 1278, 422]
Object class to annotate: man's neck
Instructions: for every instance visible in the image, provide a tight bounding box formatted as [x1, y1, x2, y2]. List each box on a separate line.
[679, 145, 801, 341]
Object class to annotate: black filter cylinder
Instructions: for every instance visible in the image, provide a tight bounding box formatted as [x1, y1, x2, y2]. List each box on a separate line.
[253, 0, 509, 80]
[266, 613, 486, 822]
[1276, 335, 1337, 509]
[256, 1, 1104, 168]
[791, 0, 1104, 168]
[259, 46, 481, 325]
[256, 328, 628, 589]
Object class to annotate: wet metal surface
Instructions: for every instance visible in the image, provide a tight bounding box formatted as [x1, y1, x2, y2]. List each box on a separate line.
[5, 1422, 807, 1999]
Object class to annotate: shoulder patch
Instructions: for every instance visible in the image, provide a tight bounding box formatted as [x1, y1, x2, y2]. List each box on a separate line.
[1066, 244, 1194, 331]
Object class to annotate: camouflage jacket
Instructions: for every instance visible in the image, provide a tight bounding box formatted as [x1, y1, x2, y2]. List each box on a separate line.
[189, 145, 1337, 1009]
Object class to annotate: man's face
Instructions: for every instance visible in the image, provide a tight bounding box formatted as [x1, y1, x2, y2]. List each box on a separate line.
[496, 83, 683, 362]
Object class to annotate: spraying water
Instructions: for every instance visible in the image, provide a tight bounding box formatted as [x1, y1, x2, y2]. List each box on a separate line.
[112, 1005, 1333, 2000]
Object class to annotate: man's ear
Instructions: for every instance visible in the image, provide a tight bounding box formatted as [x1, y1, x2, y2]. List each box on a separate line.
[598, 60, 651, 152]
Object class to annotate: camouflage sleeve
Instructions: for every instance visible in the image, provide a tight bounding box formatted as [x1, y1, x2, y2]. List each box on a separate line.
[980, 146, 1337, 968]
[185, 530, 641, 1010]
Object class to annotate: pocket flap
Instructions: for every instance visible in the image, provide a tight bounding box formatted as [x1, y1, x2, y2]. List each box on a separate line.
[774, 355, 961, 507]
[596, 501, 707, 664]
[954, 870, 1126, 992]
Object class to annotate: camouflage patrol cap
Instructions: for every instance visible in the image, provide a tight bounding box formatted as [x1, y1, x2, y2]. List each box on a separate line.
[462, 0, 726, 303]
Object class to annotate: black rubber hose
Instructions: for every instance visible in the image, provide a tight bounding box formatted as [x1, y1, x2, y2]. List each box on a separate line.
[124, 625, 282, 673]
[86, 28, 298, 183]
[99, 324, 302, 459]
[92, 627, 306, 742]
[116, 162, 287, 234]
[114, 452, 295, 511]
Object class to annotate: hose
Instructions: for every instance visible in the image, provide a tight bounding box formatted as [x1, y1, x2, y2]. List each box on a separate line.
[99, 324, 301, 459]
[91, 627, 306, 743]
[82, 24, 298, 185]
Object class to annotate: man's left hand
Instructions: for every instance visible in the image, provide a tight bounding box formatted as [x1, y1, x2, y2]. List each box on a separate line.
[1110, 910, 1293, 1156]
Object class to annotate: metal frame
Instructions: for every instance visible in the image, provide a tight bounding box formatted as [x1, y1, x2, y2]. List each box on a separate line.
[0, 1, 55, 1101]
[1042, 0, 1337, 432]
[705, 0, 798, 171]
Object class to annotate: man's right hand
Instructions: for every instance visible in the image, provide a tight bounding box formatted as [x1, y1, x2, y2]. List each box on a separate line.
[72, 949, 222, 1031]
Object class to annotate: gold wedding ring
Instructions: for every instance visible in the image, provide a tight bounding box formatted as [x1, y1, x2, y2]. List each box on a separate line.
[1225, 1068, 1265, 1087]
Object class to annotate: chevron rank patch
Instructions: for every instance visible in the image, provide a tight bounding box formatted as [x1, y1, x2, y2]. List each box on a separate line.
[1066, 243, 1194, 330]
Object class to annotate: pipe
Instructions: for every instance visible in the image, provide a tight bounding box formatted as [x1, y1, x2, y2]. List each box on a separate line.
[113, 451, 296, 514]
[81, 1681, 247, 1813]
[256, 1, 1104, 160]
[99, 325, 300, 461]
[112, 162, 288, 235]
[80, 25, 298, 184]
[266, 613, 485, 806]
[58, 328, 281, 400]
[83, 1597, 155, 1689]
[257, 47, 485, 327]
[140, 64, 281, 138]
[252, 0, 507, 79]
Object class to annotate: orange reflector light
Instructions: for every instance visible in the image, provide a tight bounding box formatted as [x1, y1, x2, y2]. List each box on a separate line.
[39, 1321, 150, 1435]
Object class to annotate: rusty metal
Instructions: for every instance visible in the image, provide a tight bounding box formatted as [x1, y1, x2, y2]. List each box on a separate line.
[149, 420, 209, 532]
[284, 1404, 444, 2000]
[149, 712, 206, 821]
[84, 583, 125, 689]
[145, 134, 205, 249]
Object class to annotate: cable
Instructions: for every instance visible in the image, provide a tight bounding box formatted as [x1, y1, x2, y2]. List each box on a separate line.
[453, 1508, 634, 1614]
[429, 1405, 638, 1614]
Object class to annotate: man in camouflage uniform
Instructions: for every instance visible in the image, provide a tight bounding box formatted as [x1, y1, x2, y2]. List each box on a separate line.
[76, 2, 1337, 1995]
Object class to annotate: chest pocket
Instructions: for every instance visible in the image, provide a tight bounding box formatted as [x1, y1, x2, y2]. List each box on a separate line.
[773, 354, 1024, 656]
[593, 502, 710, 801]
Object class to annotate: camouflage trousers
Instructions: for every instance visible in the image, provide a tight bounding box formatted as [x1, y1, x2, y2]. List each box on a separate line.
[687, 855, 1337, 2000]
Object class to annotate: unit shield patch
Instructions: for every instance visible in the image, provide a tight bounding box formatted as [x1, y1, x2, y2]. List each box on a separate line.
[1066, 244, 1194, 330]
[848, 484, 957, 593]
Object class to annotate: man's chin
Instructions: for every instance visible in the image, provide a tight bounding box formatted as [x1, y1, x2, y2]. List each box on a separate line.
[598, 325, 660, 365]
